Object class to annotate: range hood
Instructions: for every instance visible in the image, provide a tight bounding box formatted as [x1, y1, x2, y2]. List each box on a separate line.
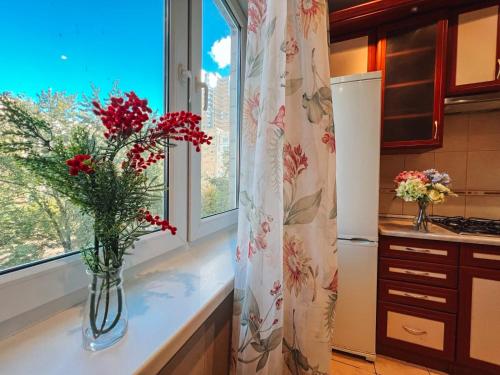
[445, 92, 500, 114]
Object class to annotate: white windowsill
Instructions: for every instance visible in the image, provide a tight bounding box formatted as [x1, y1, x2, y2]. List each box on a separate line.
[0, 226, 237, 375]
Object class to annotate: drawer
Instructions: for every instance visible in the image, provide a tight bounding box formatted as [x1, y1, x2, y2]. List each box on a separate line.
[461, 243, 500, 270]
[380, 236, 459, 265]
[378, 279, 457, 313]
[377, 302, 456, 361]
[379, 258, 458, 288]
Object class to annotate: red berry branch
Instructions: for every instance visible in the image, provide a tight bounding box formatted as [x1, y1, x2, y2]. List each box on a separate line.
[66, 91, 212, 235]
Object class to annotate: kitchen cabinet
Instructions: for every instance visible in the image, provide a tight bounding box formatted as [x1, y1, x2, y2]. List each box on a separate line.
[330, 33, 376, 78]
[448, 2, 500, 96]
[378, 236, 500, 374]
[377, 18, 447, 149]
[457, 245, 500, 375]
[377, 236, 457, 373]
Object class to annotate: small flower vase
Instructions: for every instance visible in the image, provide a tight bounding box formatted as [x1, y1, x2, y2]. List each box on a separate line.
[414, 200, 430, 232]
[82, 266, 128, 351]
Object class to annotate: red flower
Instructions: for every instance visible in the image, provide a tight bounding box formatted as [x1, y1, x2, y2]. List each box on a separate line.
[66, 154, 94, 176]
[322, 132, 335, 153]
[283, 143, 308, 184]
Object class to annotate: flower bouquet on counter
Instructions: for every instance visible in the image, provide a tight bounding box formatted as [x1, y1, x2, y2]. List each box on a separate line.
[394, 169, 456, 232]
[0, 92, 211, 351]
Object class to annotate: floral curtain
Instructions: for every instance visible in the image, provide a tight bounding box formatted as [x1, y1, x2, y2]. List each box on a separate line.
[231, 0, 337, 374]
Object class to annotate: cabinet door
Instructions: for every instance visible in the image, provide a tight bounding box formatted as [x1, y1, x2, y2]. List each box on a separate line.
[330, 33, 376, 78]
[457, 266, 500, 374]
[378, 19, 447, 150]
[448, 2, 500, 95]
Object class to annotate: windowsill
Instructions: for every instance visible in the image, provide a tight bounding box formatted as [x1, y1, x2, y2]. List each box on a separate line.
[0, 227, 236, 375]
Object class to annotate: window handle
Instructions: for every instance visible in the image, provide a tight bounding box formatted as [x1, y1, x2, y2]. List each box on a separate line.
[178, 63, 193, 104]
[195, 76, 208, 111]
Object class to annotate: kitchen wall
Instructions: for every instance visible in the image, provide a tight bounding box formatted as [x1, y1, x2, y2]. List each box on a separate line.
[380, 110, 500, 219]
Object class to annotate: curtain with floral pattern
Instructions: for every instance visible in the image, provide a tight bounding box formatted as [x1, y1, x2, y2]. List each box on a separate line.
[231, 0, 337, 374]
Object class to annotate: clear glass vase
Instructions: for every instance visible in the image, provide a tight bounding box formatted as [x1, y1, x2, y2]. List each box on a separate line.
[414, 200, 430, 232]
[82, 267, 128, 351]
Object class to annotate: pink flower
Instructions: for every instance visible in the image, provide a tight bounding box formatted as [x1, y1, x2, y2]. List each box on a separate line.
[270, 280, 282, 296]
[248, 0, 266, 34]
[269, 105, 285, 131]
[236, 246, 241, 262]
[248, 241, 256, 259]
[283, 232, 311, 297]
[394, 171, 429, 184]
[281, 38, 299, 63]
[297, 0, 324, 39]
[255, 232, 267, 250]
[322, 132, 335, 153]
[261, 221, 270, 233]
[276, 297, 283, 310]
[283, 143, 308, 184]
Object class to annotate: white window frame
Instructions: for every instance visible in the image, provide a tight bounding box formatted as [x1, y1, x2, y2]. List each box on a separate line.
[0, 0, 194, 333]
[188, 0, 246, 241]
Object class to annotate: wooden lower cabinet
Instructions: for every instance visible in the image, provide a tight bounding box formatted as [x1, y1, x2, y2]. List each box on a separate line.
[158, 293, 233, 375]
[378, 302, 456, 360]
[378, 236, 500, 374]
[457, 267, 500, 375]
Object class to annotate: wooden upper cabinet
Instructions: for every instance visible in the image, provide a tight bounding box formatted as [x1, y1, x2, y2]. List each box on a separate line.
[448, 2, 500, 95]
[330, 34, 376, 78]
[378, 18, 447, 150]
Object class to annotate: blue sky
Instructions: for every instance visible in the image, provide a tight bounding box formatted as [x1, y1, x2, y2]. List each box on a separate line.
[0, 0, 231, 112]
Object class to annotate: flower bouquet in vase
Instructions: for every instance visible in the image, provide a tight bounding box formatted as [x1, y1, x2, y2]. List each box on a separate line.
[394, 169, 456, 232]
[0, 92, 211, 351]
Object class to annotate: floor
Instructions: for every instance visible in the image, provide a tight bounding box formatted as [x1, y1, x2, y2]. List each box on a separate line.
[331, 351, 448, 375]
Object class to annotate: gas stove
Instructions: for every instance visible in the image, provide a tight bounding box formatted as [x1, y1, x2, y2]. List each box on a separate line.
[430, 216, 500, 236]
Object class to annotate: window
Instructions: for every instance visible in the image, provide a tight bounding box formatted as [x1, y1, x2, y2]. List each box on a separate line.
[0, 0, 245, 329]
[189, 0, 244, 240]
[0, 0, 166, 273]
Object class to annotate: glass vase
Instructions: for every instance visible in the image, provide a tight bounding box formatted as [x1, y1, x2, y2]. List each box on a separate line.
[82, 266, 128, 351]
[414, 200, 430, 232]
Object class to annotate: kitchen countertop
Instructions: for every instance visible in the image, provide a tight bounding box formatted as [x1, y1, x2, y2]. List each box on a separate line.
[379, 217, 500, 246]
[0, 228, 236, 375]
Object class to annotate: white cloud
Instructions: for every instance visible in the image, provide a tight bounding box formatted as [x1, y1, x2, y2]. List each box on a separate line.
[209, 35, 231, 70]
[60, 55, 68, 60]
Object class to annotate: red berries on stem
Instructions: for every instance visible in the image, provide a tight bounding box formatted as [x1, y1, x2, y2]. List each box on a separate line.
[66, 154, 94, 176]
[67, 91, 211, 238]
[139, 209, 177, 235]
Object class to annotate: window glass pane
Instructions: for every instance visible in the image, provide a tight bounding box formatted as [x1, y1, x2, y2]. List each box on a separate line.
[200, 0, 239, 218]
[0, 0, 165, 272]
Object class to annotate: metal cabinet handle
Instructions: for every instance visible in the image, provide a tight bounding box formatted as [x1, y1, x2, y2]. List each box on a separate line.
[404, 247, 431, 254]
[433, 121, 438, 139]
[497, 59, 500, 80]
[403, 292, 429, 300]
[403, 325, 427, 336]
[404, 269, 430, 277]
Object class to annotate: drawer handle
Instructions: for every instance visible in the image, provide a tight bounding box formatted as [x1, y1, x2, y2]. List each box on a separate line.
[404, 270, 430, 277]
[403, 325, 427, 336]
[389, 245, 447, 256]
[473, 252, 500, 262]
[404, 247, 431, 254]
[403, 292, 429, 300]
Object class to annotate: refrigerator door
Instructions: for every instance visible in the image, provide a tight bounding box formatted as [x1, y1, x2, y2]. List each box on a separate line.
[332, 239, 378, 360]
[331, 72, 382, 242]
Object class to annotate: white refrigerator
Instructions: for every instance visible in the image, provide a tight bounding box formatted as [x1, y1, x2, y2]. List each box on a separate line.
[331, 71, 382, 362]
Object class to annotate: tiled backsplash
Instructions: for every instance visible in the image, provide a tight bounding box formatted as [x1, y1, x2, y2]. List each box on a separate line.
[380, 110, 500, 219]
